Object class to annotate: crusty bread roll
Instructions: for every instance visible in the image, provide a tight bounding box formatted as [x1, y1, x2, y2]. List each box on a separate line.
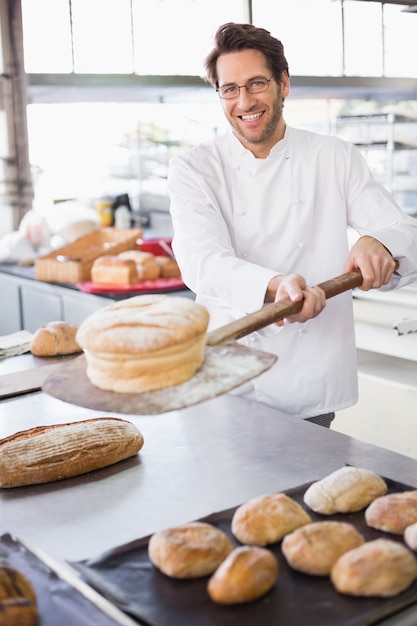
[0, 417, 144, 488]
[281, 521, 365, 576]
[30, 321, 82, 356]
[0, 561, 38, 625]
[207, 545, 278, 605]
[404, 521, 417, 551]
[154, 255, 181, 278]
[365, 490, 417, 534]
[75, 294, 209, 393]
[91, 255, 139, 285]
[118, 250, 161, 280]
[330, 539, 417, 597]
[303, 466, 388, 514]
[231, 492, 311, 546]
[148, 522, 233, 579]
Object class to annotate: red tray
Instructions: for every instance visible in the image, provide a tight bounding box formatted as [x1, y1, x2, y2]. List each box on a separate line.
[76, 277, 186, 295]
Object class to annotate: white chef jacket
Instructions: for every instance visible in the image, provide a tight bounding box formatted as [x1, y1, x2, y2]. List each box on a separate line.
[168, 125, 417, 418]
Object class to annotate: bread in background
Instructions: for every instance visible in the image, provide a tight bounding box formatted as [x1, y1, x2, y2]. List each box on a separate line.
[30, 321, 82, 356]
[90, 255, 138, 285]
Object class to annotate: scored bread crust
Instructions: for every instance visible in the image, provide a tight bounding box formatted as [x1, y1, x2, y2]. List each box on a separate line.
[330, 539, 417, 597]
[76, 295, 209, 393]
[281, 521, 365, 576]
[148, 522, 233, 579]
[303, 466, 388, 514]
[0, 417, 144, 488]
[231, 492, 311, 546]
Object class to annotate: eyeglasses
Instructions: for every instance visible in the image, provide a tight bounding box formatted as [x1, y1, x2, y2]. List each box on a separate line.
[217, 72, 279, 100]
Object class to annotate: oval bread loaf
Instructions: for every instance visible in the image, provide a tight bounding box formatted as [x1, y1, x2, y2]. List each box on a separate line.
[281, 521, 365, 576]
[0, 561, 38, 626]
[231, 492, 311, 546]
[404, 522, 417, 551]
[148, 522, 233, 579]
[330, 539, 417, 597]
[0, 417, 144, 488]
[30, 321, 82, 356]
[207, 545, 278, 605]
[365, 490, 417, 534]
[303, 466, 388, 514]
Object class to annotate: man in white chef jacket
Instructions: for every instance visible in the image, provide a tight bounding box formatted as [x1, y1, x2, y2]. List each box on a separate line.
[168, 22, 417, 427]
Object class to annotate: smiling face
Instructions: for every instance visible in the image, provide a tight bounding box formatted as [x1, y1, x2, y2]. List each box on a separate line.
[216, 48, 290, 158]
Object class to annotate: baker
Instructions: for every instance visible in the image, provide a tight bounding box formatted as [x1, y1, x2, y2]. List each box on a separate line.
[168, 22, 417, 428]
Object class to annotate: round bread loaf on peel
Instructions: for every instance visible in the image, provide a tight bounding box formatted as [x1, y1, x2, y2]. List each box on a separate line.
[303, 466, 388, 514]
[148, 522, 233, 578]
[76, 294, 209, 393]
[281, 521, 365, 576]
[330, 539, 417, 597]
[231, 492, 311, 546]
[365, 490, 417, 534]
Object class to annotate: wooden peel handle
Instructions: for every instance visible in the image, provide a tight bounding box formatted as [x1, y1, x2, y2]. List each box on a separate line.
[206, 268, 370, 347]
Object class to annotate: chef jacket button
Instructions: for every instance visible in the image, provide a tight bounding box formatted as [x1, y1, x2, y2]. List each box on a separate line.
[298, 242, 304, 248]
[242, 251, 249, 258]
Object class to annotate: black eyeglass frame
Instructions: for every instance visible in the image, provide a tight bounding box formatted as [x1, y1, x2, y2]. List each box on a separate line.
[216, 71, 280, 100]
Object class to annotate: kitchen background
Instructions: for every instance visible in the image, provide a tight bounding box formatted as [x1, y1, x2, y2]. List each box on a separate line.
[1, 0, 417, 456]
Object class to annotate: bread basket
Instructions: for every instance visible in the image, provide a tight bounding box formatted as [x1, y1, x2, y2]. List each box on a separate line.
[35, 227, 143, 284]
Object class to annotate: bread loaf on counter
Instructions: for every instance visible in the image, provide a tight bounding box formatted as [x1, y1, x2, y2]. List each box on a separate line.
[207, 545, 278, 604]
[0, 417, 144, 488]
[0, 561, 38, 625]
[118, 250, 161, 280]
[303, 466, 388, 514]
[154, 255, 181, 278]
[90, 255, 139, 285]
[30, 321, 82, 357]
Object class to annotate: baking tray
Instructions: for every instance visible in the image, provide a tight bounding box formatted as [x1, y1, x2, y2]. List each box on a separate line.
[71, 476, 417, 626]
[0, 533, 138, 626]
[76, 277, 186, 295]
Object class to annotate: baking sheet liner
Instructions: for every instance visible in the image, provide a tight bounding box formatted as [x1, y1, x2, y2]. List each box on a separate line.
[71, 476, 417, 626]
[0, 533, 135, 626]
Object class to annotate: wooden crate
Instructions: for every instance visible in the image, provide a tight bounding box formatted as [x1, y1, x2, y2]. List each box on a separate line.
[35, 227, 143, 284]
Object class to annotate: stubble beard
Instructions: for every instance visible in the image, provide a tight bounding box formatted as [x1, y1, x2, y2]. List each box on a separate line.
[227, 97, 283, 147]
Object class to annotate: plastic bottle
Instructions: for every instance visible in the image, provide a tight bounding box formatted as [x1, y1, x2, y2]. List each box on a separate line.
[114, 204, 132, 229]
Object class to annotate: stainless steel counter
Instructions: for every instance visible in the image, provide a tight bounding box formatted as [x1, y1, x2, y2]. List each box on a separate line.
[2, 359, 417, 624]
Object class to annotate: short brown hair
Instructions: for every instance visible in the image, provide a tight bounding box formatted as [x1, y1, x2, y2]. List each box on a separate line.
[205, 22, 289, 88]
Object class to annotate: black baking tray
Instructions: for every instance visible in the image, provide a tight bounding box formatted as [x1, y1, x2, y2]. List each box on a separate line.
[0, 533, 133, 626]
[71, 476, 417, 626]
